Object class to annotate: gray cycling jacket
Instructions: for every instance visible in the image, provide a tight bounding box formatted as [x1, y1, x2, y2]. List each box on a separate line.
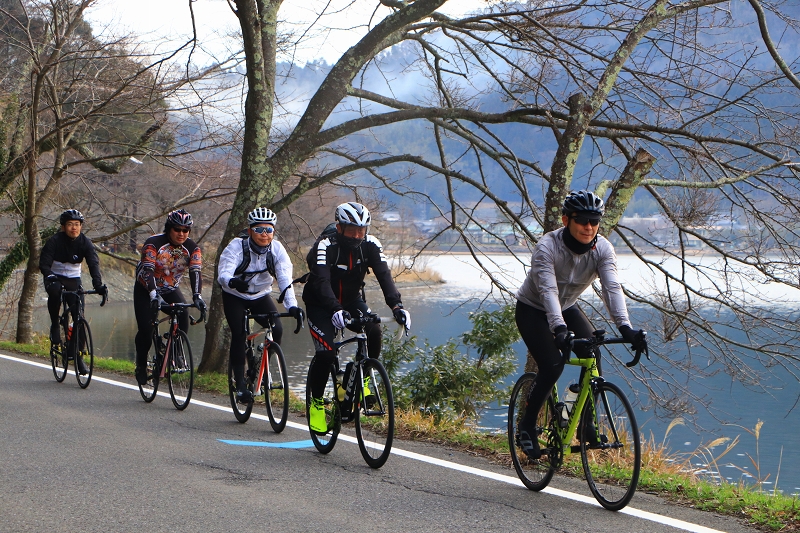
[515, 227, 631, 333]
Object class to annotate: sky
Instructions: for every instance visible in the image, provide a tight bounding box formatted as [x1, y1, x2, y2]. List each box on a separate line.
[87, 0, 491, 65]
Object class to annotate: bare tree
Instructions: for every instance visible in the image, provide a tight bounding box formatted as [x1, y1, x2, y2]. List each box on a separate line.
[191, 0, 800, 423]
[0, 0, 238, 342]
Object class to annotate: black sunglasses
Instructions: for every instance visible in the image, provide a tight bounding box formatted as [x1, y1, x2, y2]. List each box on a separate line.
[172, 226, 190, 233]
[571, 215, 601, 227]
[251, 226, 274, 234]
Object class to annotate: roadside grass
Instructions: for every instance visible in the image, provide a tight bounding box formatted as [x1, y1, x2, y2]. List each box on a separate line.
[5, 340, 798, 531]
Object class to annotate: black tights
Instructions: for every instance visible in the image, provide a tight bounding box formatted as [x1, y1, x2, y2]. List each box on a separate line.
[515, 301, 597, 429]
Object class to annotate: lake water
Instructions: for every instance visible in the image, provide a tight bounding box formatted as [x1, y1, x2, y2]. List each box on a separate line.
[42, 252, 800, 495]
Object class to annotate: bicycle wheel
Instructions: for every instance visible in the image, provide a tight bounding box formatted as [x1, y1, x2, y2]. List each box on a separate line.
[306, 362, 340, 453]
[355, 358, 394, 469]
[50, 343, 67, 382]
[166, 330, 194, 410]
[508, 372, 557, 491]
[580, 381, 641, 511]
[264, 344, 289, 433]
[228, 341, 255, 423]
[139, 335, 161, 402]
[74, 319, 94, 389]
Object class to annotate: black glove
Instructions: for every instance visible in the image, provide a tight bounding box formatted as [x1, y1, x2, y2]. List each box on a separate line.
[393, 306, 411, 328]
[332, 309, 351, 329]
[553, 325, 572, 351]
[45, 274, 59, 291]
[228, 277, 249, 292]
[94, 284, 108, 297]
[193, 293, 206, 322]
[288, 306, 304, 320]
[619, 325, 647, 351]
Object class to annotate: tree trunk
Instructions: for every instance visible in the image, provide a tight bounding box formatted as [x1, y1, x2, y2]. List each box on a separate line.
[16, 219, 40, 344]
[197, 278, 226, 373]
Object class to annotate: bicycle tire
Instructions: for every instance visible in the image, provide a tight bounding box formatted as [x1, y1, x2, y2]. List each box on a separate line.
[167, 330, 194, 410]
[139, 334, 161, 402]
[51, 343, 68, 382]
[508, 372, 557, 491]
[228, 341, 255, 423]
[354, 358, 394, 469]
[264, 343, 289, 433]
[580, 381, 641, 511]
[306, 362, 340, 453]
[74, 319, 94, 389]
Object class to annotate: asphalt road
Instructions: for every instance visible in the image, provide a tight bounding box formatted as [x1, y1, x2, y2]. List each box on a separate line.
[0, 352, 759, 533]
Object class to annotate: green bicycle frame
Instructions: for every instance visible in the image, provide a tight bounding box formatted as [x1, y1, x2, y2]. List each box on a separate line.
[549, 351, 601, 456]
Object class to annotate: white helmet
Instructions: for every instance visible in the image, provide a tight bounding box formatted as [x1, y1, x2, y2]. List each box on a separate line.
[247, 207, 277, 226]
[335, 202, 371, 227]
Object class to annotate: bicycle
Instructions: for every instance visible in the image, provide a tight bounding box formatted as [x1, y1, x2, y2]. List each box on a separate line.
[228, 308, 303, 432]
[138, 302, 203, 410]
[508, 329, 648, 511]
[50, 287, 107, 388]
[305, 313, 403, 469]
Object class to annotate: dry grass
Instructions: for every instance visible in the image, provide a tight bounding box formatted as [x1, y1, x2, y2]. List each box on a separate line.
[391, 263, 444, 284]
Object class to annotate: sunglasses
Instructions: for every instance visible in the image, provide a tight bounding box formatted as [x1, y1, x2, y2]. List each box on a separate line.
[251, 226, 275, 235]
[571, 215, 601, 227]
[172, 227, 190, 234]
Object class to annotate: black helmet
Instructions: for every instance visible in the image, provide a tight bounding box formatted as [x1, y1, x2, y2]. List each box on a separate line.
[562, 190, 605, 216]
[60, 209, 84, 226]
[164, 209, 193, 232]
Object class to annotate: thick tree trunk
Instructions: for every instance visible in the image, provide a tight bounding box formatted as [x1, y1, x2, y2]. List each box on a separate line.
[198, 277, 226, 373]
[16, 220, 41, 344]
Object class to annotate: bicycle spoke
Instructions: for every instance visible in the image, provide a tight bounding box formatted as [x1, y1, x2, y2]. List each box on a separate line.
[265, 344, 289, 432]
[51, 343, 68, 382]
[355, 359, 394, 468]
[580, 381, 641, 511]
[74, 320, 94, 389]
[167, 331, 194, 410]
[306, 364, 340, 454]
[508, 372, 556, 491]
[228, 341, 255, 423]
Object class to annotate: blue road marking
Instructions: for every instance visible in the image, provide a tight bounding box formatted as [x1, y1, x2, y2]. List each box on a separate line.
[219, 439, 315, 449]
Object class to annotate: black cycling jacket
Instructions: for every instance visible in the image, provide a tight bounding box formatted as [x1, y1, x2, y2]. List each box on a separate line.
[302, 232, 401, 314]
[39, 231, 102, 286]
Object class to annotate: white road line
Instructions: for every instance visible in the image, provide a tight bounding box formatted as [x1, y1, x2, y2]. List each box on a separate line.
[3, 352, 725, 533]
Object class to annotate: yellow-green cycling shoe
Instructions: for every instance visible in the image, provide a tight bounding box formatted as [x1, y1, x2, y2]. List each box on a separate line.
[309, 397, 328, 434]
[362, 376, 376, 409]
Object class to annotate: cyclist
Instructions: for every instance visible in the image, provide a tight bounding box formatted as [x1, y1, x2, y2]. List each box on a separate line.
[303, 202, 410, 434]
[40, 209, 108, 374]
[218, 207, 304, 404]
[514, 190, 646, 458]
[133, 209, 206, 385]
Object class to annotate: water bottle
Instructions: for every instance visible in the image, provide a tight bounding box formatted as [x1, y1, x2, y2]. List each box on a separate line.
[555, 402, 568, 428]
[67, 322, 73, 341]
[335, 369, 346, 402]
[563, 383, 580, 419]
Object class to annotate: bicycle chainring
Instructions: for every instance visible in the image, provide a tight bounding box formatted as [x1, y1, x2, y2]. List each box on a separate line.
[545, 419, 564, 469]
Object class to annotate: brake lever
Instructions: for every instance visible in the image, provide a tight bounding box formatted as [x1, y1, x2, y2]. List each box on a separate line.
[293, 310, 305, 334]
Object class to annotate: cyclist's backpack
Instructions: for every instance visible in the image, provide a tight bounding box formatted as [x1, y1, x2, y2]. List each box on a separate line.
[233, 229, 276, 279]
[320, 222, 338, 240]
